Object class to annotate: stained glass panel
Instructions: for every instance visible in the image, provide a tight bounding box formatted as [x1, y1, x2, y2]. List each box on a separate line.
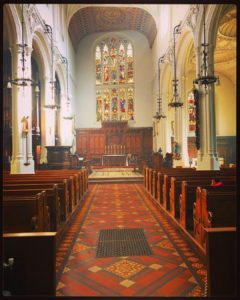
[119, 88, 126, 120]
[188, 92, 196, 132]
[127, 88, 134, 121]
[96, 46, 101, 85]
[96, 90, 102, 121]
[95, 38, 134, 121]
[103, 89, 110, 121]
[111, 88, 118, 120]
[127, 43, 133, 83]
[103, 44, 109, 65]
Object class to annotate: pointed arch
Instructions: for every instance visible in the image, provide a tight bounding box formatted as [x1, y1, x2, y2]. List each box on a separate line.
[3, 4, 22, 48]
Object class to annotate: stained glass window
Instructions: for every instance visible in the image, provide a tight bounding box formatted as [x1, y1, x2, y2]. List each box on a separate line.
[188, 91, 196, 132]
[95, 37, 134, 121]
[96, 46, 101, 85]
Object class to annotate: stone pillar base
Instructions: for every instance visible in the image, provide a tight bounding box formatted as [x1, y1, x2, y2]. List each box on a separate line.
[197, 153, 220, 170]
[10, 157, 35, 174]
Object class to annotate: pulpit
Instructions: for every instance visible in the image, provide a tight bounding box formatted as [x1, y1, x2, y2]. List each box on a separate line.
[46, 146, 71, 169]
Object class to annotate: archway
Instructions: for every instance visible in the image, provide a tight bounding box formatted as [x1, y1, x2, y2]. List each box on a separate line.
[213, 6, 236, 166]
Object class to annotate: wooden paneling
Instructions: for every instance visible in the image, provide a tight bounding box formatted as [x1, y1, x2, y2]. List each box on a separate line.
[76, 123, 152, 162]
[187, 136, 236, 165]
[216, 136, 236, 165]
[3, 232, 56, 296]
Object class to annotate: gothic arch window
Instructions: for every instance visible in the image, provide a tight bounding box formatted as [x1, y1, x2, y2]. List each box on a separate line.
[95, 37, 134, 122]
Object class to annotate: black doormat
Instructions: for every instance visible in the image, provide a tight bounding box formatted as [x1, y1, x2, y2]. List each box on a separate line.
[96, 228, 152, 258]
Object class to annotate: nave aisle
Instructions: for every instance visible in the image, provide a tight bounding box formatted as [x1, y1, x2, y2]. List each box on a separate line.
[56, 183, 206, 296]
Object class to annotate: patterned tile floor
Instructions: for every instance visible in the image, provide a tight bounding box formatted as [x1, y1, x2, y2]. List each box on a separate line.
[56, 183, 206, 296]
[89, 170, 143, 178]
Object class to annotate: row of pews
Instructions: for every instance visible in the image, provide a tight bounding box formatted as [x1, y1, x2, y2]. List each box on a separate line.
[3, 169, 88, 296]
[144, 166, 236, 297]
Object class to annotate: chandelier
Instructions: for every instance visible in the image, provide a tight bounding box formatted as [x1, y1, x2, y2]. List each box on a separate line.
[193, 5, 219, 91]
[153, 55, 166, 120]
[7, 4, 35, 89]
[43, 23, 60, 110]
[168, 22, 183, 109]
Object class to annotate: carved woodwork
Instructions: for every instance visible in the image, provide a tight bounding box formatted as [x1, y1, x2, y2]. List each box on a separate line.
[76, 122, 152, 164]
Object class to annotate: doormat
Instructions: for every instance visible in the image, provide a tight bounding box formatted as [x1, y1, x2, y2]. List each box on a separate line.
[96, 228, 152, 258]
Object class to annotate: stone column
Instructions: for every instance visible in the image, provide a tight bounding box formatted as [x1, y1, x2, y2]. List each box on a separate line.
[40, 75, 56, 164]
[10, 45, 34, 174]
[196, 44, 219, 170]
[180, 75, 190, 167]
[172, 107, 184, 167]
[59, 92, 65, 145]
[172, 68, 184, 167]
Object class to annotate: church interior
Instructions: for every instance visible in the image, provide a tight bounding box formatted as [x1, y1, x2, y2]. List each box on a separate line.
[2, 3, 238, 297]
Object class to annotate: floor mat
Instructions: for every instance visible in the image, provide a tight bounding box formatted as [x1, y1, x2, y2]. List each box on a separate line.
[96, 228, 152, 258]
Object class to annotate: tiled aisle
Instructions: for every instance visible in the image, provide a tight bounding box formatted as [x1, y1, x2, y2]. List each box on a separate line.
[56, 183, 206, 297]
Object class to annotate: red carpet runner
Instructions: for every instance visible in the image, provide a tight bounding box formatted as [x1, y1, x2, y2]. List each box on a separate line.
[56, 183, 206, 296]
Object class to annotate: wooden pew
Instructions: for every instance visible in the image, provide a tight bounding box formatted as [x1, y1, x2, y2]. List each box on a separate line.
[180, 182, 235, 232]
[171, 177, 235, 220]
[36, 168, 88, 200]
[3, 232, 56, 296]
[163, 170, 235, 212]
[194, 188, 236, 247]
[36, 169, 86, 202]
[3, 192, 48, 233]
[3, 181, 69, 222]
[146, 167, 150, 191]
[152, 170, 157, 199]
[154, 168, 195, 207]
[3, 185, 61, 231]
[205, 227, 236, 296]
[4, 175, 75, 214]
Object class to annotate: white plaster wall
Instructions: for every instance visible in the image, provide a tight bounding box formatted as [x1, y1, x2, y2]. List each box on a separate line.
[215, 74, 236, 136]
[36, 4, 53, 27]
[75, 30, 153, 128]
[171, 4, 189, 31]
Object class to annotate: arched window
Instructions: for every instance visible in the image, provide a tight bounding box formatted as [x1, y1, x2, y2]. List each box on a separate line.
[95, 37, 134, 121]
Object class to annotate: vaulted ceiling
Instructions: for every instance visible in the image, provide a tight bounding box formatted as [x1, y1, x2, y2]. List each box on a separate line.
[68, 6, 157, 51]
[214, 6, 236, 84]
[185, 6, 236, 85]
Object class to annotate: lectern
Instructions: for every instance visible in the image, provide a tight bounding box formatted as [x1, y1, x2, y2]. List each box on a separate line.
[45, 146, 71, 169]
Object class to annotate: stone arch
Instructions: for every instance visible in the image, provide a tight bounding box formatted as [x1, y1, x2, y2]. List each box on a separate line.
[3, 4, 22, 48]
[175, 29, 197, 165]
[32, 30, 52, 81]
[207, 5, 235, 48]
[55, 63, 67, 100]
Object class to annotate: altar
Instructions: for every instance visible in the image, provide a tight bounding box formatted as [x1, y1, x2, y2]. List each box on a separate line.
[102, 154, 127, 166]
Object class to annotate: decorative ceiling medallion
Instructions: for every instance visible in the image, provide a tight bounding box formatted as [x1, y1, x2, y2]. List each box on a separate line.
[95, 8, 126, 27]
